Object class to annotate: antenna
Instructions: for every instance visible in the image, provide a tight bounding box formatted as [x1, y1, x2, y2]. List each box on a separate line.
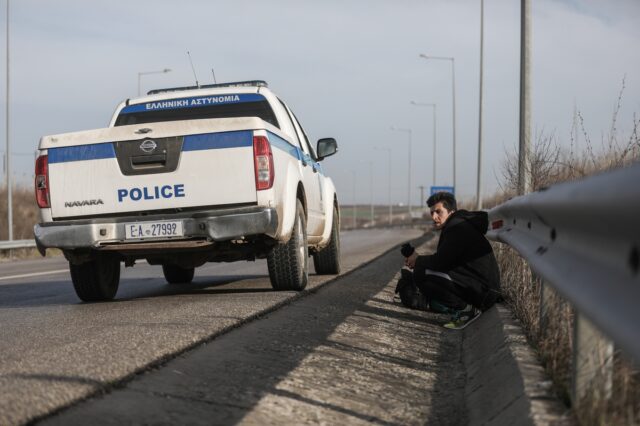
[187, 50, 200, 88]
[211, 68, 217, 84]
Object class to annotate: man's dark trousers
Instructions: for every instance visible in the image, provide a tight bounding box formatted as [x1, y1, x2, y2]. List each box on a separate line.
[415, 273, 469, 311]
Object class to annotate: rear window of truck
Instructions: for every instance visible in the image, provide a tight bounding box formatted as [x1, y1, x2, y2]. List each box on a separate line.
[115, 97, 279, 128]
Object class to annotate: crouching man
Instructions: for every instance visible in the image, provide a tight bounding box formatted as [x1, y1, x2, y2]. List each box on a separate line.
[404, 192, 501, 329]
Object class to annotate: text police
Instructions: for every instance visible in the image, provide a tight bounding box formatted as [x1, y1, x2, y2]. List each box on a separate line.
[117, 184, 185, 202]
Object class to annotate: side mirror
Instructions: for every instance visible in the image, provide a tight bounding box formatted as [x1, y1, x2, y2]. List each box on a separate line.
[316, 138, 338, 161]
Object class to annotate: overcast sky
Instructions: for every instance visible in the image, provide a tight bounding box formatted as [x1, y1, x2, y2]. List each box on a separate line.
[1, 0, 639, 206]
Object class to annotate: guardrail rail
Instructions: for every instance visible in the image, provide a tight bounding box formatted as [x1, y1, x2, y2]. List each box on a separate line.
[0, 239, 36, 251]
[486, 161, 640, 406]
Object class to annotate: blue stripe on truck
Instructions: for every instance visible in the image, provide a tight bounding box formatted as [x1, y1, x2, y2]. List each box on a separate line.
[267, 131, 301, 160]
[47, 131, 253, 163]
[46, 130, 317, 166]
[48, 143, 116, 163]
[267, 131, 323, 175]
[183, 131, 252, 151]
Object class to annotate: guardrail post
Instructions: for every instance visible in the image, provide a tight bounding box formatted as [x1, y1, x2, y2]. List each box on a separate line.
[537, 279, 553, 334]
[571, 310, 614, 408]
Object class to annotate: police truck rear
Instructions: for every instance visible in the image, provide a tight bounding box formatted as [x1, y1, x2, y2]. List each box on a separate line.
[34, 80, 341, 301]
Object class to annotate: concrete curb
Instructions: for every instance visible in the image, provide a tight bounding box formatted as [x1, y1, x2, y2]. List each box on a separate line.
[414, 233, 574, 424]
[463, 304, 575, 425]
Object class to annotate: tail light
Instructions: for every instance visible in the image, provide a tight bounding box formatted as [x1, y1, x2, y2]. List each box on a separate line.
[253, 136, 274, 190]
[35, 155, 50, 208]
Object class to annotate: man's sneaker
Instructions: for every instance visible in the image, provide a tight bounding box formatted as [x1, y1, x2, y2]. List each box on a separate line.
[444, 306, 481, 329]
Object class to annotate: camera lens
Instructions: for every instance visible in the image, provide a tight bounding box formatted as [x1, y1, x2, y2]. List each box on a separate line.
[401, 243, 415, 257]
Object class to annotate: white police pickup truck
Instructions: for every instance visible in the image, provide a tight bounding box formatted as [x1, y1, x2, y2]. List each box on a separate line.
[34, 80, 340, 302]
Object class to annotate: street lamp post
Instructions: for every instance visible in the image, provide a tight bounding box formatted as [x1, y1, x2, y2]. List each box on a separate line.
[390, 126, 412, 217]
[419, 54, 456, 192]
[368, 160, 373, 225]
[360, 160, 374, 226]
[410, 101, 437, 188]
[477, 0, 485, 209]
[5, 0, 12, 241]
[351, 170, 357, 229]
[374, 146, 392, 225]
[519, 0, 532, 196]
[137, 68, 172, 96]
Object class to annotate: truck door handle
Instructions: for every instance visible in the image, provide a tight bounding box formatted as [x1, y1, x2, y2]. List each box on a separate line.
[131, 154, 166, 168]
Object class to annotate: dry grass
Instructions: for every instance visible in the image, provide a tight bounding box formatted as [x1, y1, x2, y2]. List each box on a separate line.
[495, 80, 640, 424]
[537, 289, 575, 405]
[0, 185, 39, 241]
[0, 184, 50, 259]
[586, 356, 640, 426]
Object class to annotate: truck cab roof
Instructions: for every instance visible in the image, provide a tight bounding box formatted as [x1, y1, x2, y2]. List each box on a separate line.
[109, 80, 280, 128]
[131, 80, 268, 103]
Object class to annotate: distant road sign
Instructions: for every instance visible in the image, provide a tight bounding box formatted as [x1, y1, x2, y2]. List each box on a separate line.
[430, 186, 455, 195]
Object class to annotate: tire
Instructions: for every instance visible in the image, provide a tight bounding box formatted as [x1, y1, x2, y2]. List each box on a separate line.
[313, 205, 341, 274]
[267, 200, 308, 291]
[70, 255, 120, 302]
[162, 264, 195, 284]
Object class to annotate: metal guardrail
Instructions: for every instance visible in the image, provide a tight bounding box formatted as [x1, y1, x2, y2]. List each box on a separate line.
[486, 162, 640, 363]
[0, 239, 36, 250]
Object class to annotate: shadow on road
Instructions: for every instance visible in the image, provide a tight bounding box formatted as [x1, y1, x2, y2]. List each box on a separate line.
[42, 234, 469, 425]
[0, 274, 269, 308]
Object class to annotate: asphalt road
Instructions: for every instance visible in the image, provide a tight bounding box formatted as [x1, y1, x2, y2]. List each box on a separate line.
[0, 228, 423, 425]
[43, 230, 468, 426]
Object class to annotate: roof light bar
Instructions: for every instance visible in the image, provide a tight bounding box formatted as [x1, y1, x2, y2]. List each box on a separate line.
[147, 80, 268, 95]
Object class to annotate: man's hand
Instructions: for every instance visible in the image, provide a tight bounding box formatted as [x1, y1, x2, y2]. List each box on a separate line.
[404, 252, 418, 269]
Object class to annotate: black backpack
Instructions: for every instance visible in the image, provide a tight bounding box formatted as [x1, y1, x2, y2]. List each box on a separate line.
[394, 268, 429, 311]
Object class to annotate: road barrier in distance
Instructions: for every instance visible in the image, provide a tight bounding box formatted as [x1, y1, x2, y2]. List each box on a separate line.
[0, 239, 37, 251]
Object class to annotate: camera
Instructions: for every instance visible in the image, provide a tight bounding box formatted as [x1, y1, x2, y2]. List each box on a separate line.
[401, 243, 415, 257]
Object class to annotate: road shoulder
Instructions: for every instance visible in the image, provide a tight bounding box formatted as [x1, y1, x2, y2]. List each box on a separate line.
[463, 305, 574, 425]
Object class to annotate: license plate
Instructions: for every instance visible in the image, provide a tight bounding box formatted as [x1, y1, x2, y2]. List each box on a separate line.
[124, 220, 184, 240]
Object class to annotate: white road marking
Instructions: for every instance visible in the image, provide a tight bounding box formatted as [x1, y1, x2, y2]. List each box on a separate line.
[0, 269, 69, 282]
[0, 259, 150, 283]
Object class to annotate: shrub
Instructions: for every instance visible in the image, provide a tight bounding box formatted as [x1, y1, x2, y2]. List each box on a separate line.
[496, 79, 639, 424]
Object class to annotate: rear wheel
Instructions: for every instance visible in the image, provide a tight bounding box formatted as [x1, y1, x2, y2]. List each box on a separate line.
[313, 205, 341, 274]
[70, 255, 120, 302]
[267, 200, 308, 291]
[162, 264, 195, 284]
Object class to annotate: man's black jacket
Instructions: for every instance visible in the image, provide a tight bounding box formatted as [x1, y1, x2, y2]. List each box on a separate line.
[413, 209, 501, 310]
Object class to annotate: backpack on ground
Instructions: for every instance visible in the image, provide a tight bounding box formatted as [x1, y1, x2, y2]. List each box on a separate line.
[394, 268, 429, 311]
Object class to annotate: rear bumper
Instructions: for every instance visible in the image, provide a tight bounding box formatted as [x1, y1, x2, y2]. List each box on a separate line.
[34, 206, 278, 252]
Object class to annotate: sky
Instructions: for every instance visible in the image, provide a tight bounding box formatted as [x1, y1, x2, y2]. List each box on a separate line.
[0, 0, 639, 206]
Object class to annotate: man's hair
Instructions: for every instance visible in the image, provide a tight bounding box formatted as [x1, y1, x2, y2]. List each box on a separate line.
[427, 192, 457, 211]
